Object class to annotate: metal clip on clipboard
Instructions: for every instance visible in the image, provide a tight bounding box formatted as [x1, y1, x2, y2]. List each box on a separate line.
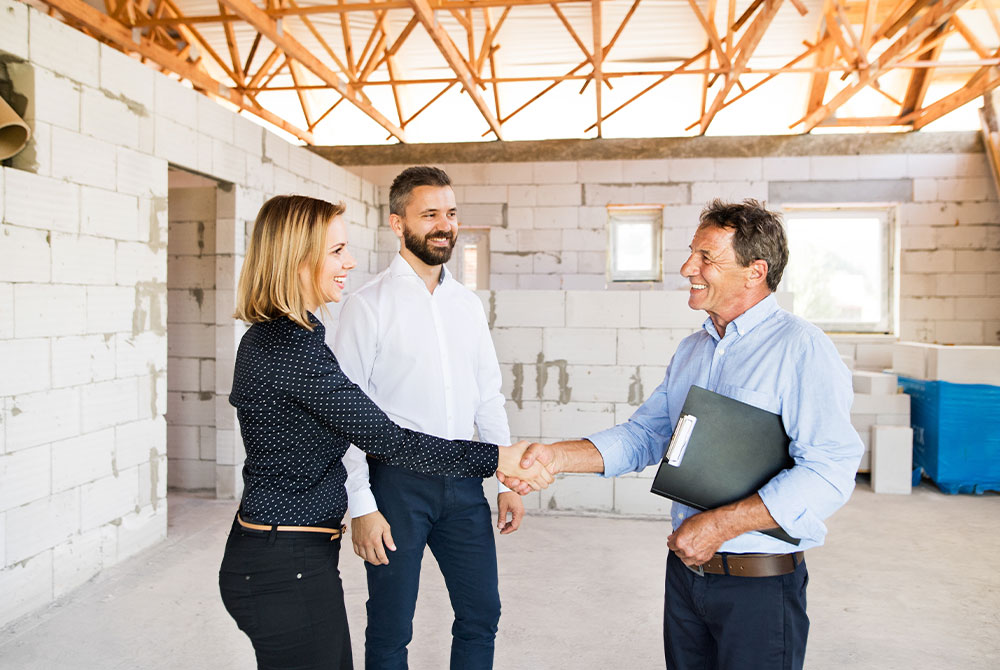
[664, 414, 697, 467]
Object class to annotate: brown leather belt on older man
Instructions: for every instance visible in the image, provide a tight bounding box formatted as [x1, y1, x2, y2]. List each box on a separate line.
[685, 552, 804, 578]
[237, 513, 344, 540]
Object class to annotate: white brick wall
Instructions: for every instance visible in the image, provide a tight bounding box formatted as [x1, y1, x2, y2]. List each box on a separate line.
[1, 0, 382, 628]
[351, 148, 998, 345]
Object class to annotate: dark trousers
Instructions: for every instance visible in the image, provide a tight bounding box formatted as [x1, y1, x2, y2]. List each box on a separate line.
[219, 516, 353, 670]
[664, 551, 809, 670]
[364, 463, 500, 670]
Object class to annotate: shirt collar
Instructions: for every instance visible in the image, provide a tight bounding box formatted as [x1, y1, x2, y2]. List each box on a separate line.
[700, 293, 779, 341]
[389, 253, 450, 286]
[305, 311, 326, 336]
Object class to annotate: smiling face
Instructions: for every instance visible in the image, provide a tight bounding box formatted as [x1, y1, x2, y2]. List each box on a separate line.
[391, 185, 458, 268]
[680, 224, 768, 335]
[299, 215, 356, 311]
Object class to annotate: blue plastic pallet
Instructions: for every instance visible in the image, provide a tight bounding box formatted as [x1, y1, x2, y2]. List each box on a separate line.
[898, 376, 1000, 494]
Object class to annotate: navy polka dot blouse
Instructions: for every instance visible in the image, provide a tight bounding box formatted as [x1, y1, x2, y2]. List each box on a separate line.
[229, 313, 500, 526]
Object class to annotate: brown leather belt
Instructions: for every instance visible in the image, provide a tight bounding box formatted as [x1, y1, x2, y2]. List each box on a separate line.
[237, 513, 344, 540]
[684, 552, 804, 578]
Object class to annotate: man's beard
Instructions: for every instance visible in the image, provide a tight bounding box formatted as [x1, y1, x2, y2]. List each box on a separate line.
[403, 225, 456, 266]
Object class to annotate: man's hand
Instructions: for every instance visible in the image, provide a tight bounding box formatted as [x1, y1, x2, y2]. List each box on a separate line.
[666, 510, 727, 566]
[498, 442, 561, 491]
[497, 441, 554, 492]
[668, 494, 780, 566]
[351, 511, 396, 565]
[496, 491, 525, 535]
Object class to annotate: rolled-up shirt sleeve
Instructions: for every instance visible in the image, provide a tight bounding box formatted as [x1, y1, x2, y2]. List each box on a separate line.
[588, 368, 675, 477]
[757, 333, 864, 545]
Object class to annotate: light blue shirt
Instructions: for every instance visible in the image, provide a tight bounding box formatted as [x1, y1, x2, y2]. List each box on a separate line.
[588, 294, 864, 554]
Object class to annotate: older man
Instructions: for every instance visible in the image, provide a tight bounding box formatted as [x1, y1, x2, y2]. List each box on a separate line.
[510, 200, 863, 670]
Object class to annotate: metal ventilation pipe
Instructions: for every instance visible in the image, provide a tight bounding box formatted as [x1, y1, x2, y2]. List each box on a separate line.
[0, 94, 30, 160]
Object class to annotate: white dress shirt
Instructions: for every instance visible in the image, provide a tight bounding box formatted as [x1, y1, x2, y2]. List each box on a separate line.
[330, 254, 512, 518]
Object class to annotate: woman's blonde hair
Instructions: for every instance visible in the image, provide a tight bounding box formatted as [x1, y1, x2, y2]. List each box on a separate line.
[235, 194, 346, 330]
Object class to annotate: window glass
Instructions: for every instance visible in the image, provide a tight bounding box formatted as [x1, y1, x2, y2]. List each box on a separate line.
[782, 208, 896, 333]
[608, 206, 663, 282]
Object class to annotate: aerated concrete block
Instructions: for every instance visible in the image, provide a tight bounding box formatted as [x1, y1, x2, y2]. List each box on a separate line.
[871, 425, 914, 495]
[0, 444, 51, 511]
[51, 428, 115, 492]
[0, 225, 51, 283]
[852, 392, 911, 415]
[5, 489, 78, 563]
[852, 370, 899, 395]
[542, 327, 617, 365]
[566, 291, 639, 328]
[540, 473, 612, 512]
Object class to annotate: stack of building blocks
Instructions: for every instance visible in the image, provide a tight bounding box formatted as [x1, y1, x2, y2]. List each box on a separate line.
[850, 370, 911, 473]
[891, 342, 1000, 494]
[871, 425, 915, 494]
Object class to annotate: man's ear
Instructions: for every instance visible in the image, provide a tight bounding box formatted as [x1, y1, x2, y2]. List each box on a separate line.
[746, 259, 769, 287]
[388, 213, 404, 239]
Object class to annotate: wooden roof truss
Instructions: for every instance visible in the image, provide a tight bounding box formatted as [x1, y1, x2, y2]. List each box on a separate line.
[34, 0, 1000, 142]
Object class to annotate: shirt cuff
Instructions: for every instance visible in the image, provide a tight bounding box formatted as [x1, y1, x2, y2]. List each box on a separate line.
[585, 429, 620, 478]
[346, 489, 378, 518]
[497, 479, 511, 494]
[757, 474, 827, 545]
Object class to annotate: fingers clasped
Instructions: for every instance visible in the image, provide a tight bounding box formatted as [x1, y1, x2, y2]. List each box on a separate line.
[497, 441, 556, 494]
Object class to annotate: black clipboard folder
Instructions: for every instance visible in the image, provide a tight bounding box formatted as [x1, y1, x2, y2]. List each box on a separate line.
[650, 385, 800, 546]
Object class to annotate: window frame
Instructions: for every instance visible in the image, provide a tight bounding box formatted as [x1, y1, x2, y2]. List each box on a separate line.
[606, 204, 664, 283]
[779, 203, 899, 335]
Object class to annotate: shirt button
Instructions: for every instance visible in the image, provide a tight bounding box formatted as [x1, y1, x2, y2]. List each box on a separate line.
[296, 573, 302, 579]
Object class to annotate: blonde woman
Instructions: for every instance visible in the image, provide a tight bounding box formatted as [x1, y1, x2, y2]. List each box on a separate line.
[219, 195, 550, 670]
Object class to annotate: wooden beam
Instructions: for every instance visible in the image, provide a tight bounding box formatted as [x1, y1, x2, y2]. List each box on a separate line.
[861, 0, 878, 48]
[246, 46, 282, 90]
[137, 0, 599, 27]
[288, 59, 317, 127]
[807, 25, 836, 114]
[586, 47, 710, 132]
[284, 0, 355, 85]
[690, 37, 826, 130]
[835, 0, 868, 69]
[475, 6, 509, 74]
[982, 0, 1000, 39]
[912, 59, 1000, 129]
[952, 14, 989, 58]
[408, 0, 504, 139]
[551, 3, 592, 61]
[36, 0, 315, 143]
[592, 0, 603, 137]
[525, 0, 641, 134]
[218, 2, 245, 85]
[217, 0, 408, 141]
[339, 0, 357, 78]
[687, 0, 733, 73]
[799, 0, 968, 132]
[900, 22, 949, 116]
[698, 0, 785, 134]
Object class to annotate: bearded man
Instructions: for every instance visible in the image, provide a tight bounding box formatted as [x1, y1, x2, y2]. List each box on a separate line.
[331, 166, 522, 669]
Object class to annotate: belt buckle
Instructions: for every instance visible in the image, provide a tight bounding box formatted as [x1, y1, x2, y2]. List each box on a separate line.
[685, 562, 705, 577]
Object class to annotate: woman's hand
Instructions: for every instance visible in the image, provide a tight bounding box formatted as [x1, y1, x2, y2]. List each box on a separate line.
[497, 440, 554, 492]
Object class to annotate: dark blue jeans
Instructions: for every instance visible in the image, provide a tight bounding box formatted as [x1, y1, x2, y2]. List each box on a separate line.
[364, 463, 499, 670]
[664, 551, 809, 670]
[219, 517, 353, 670]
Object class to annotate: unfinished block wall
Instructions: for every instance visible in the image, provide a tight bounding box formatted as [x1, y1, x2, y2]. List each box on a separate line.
[349, 143, 1000, 347]
[0, 0, 379, 628]
[166, 186, 218, 491]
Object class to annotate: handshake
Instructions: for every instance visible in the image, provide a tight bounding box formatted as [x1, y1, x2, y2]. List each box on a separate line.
[496, 441, 561, 494]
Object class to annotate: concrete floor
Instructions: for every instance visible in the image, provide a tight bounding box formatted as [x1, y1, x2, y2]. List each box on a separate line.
[0, 478, 997, 669]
